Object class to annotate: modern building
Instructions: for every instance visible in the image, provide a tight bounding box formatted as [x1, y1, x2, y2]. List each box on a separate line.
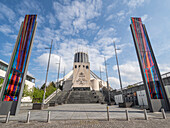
[59, 52, 108, 91]
[46, 52, 108, 104]
[114, 72, 170, 108]
[0, 59, 35, 104]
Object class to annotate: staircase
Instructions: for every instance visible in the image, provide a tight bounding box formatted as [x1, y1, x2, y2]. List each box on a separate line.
[66, 90, 105, 104]
[47, 90, 105, 105]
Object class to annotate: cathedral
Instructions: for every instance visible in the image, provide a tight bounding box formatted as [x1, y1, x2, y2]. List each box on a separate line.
[61, 52, 108, 91]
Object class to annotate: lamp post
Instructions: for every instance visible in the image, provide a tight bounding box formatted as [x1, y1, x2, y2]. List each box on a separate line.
[113, 41, 124, 102]
[42, 40, 53, 107]
[104, 57, 111, 105]
[56, 56, 61, 90]
[100, 66, 104, 94]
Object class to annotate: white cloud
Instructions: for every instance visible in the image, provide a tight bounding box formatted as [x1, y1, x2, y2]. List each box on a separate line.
[95, 27, 116, 40]
[125, 0, 145, 8]
[108, 76, 130, 89]
[17, 1, 42, 15]
[141, 14, 152, 23]
[14, 17, 24, 30]
[27, 71, 34, 77]
[0, 42, 14, 56]
[87, 23, 99, 30]
[37, 15, 45, 27]
[53, 0, 102, 35]
[106, 14, 114, 21]
[0, 25, 14, 35]
[113, 61, 142, 87]
[47, 13, 57, 25]
[110, 61, 170, 89]
[141, 14, 148, 22]
[159, 64, 170, 74]
[107, 2, 116, 11]
[0, 2, 15, 22]
[34, 53, 66, 74]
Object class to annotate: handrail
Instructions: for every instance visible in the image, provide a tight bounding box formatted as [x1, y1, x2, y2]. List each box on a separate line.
[44, 89, 60, 104]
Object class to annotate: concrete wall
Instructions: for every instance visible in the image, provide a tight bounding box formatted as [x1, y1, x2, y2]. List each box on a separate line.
[91, 79, 99, 90]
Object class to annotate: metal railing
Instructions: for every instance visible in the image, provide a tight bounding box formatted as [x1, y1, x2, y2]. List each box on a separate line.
[44, 89, 60, 104]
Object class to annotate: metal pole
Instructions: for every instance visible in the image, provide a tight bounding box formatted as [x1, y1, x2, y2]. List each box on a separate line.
[144, 109, 148, 120]
[42, 40, 53, 106]
[47, 111, 51, 123]
[113, 41, 124, 102]
[26, 111, 30, 123]
[100, 66, 104, 94]
[107, 106, 110, 121]
[56, 56, 61, 90]
[63, 67, 65, 78]
[125, 109, 129, 121]
[161, 108, 167, 119]
[5, 111, 10, 123]
[100, 66, 102, 80]
[104, 57, 111, 105]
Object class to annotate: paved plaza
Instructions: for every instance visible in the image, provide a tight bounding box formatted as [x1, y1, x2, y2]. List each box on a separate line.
[0, 104, 170, 127]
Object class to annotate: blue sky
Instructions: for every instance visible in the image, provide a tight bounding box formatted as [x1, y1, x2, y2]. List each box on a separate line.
[0, 0, 170, 89]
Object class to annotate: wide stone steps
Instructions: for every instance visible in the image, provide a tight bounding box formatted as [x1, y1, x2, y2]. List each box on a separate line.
[47, 90, 105, 104]
[66, 91, 104, 104]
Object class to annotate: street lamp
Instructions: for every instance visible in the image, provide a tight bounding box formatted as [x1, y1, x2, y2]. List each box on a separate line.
[56, 56, 61, 91]
[42, 40, 53, 107]
[113, 41, 124, 103]
[104, 57, 111, 105]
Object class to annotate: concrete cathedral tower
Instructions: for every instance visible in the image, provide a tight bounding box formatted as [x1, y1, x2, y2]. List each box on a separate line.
[72, 52, 91, 90]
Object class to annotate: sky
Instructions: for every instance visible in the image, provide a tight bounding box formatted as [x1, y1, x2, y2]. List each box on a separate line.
[0, 0, 170, 89]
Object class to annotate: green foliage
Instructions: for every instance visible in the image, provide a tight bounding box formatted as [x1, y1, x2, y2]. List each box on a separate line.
[0, 78, 4, 91]
[32, 87, 44, 103]
[40, 83, 45, 90]
[33, 81, 57, 103]
[45, 82, 56, 98]
[127, 84, 136, 88]
[22, 84, 33, 98]
[0, 78, 4, 85]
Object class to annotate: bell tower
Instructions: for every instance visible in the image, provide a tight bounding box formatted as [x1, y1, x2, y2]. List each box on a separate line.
[72, 52, 91, 91]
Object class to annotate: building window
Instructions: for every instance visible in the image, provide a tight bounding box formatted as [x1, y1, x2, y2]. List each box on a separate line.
[79, 65, 81, 68]
[75, 65, 77, 68]
[86, 66, 89, 69]
[83, 65, 85, 68]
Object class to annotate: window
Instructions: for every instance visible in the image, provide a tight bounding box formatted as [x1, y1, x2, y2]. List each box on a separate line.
[75, 65, 77, 68]
[83, 65, 85, 67]
[86, 66, 89, 69]
[79, 65, 81, 68]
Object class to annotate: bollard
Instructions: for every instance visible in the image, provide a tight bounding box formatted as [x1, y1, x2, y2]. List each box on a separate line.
[47, 111, 51, 123]
[161, 108, 167, 119]
[144, 109, 148, 120]
[125, 110, 129, 121]
[5, 111, 10, 123]
[107, 106, 110, 121]
[26, 111, 30, 123]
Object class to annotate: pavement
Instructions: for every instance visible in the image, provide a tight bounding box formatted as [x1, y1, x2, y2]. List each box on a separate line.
[0, 104, 170, 127]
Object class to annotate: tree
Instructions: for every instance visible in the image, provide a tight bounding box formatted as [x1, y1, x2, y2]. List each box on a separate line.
[32, 81, 57, 103]
[32, 87, 44, 103]
[0, 78, 4, 91]
[45, 82, 56, 98]
[22, 84, 33, 98]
